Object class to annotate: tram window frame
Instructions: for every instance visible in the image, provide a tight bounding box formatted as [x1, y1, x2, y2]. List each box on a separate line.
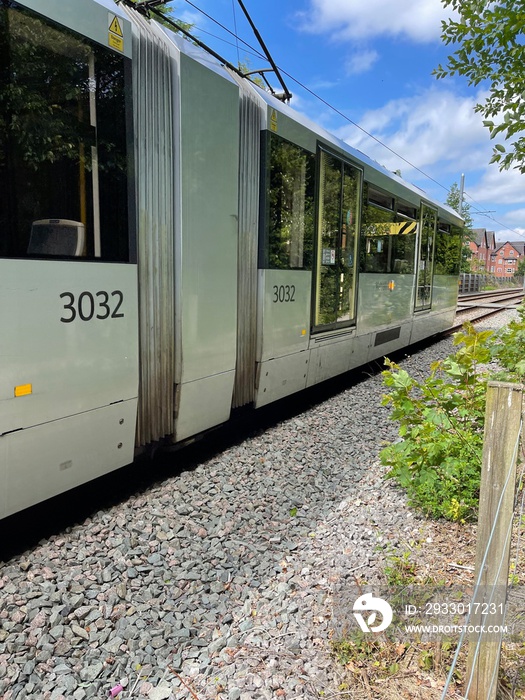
[391, 199, 418, 275]
[397, 202, 418, 220]
[360, 186, 418, 274]
[368, 188, 394, 210]
[313, 148, 362, 331]
[259, 132, 315, 271]
[0, 4, 134, 263]
[391, 214, 417, 274]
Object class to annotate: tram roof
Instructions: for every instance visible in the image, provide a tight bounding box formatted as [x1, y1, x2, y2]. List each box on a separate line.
[148, 10, 462, 225]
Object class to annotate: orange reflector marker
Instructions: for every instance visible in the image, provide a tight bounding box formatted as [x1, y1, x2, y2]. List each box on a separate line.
[14, 384, 32, 397]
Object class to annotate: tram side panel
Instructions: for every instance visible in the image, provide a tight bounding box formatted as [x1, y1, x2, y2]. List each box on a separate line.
[255, 270, 312, 407]
[0, 262, 138, 520]
[173, 53, 240, 441]
[253, 116, 316, 408]
[357, 273, 415, 363]
[0, 0, 138, 518]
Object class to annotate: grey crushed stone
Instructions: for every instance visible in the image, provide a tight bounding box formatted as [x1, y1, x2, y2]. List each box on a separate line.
[0, 311, 515, 699]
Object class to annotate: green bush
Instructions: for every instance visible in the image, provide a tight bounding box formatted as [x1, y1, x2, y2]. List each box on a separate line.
[489, 303, 525, 380]
[380, 322, 493, 521]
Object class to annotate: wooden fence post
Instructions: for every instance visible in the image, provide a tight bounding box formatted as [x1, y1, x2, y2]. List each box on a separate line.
[466, 381, 523, 700]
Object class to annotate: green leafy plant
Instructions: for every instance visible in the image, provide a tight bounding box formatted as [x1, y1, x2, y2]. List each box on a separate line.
[384, 551, 418, 587]
[489, 303, 525, 380]
[380, 322, 493, 521]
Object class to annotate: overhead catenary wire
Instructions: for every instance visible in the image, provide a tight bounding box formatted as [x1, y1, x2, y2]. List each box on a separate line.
[179, 0, 525, 238]
[231, 0, 241, 69]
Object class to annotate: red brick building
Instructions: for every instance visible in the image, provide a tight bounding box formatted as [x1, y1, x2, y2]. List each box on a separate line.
[469, 228, 524, 278]
[488, 241, 523, 278]
[469, 228, 496, 272]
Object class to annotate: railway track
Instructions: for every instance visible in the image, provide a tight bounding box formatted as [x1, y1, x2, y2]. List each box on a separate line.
[451, 287, 524, 331]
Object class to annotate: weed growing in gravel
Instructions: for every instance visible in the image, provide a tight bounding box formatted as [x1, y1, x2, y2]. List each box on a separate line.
[380, 322, 492, 521]
[330, 629, 401, 679]
[384, 551, 418, 587]
[381, 307, 525, 522]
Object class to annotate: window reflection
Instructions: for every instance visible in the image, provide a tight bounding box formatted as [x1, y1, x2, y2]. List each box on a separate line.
[265, 134, 315, 270]
[0, 5, 131, 261]
[360, 185, 417, 274]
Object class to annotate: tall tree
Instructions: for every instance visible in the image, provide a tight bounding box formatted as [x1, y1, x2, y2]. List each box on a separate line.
[446, 182, 473, 232]
[446, 182, 473, 272]
[434, 1, 525, 173]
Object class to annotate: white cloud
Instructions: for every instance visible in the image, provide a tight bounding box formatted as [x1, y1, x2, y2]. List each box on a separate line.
[335, 88, 491, 176]
[345, 49, 379, 76]
[493, 227, 525, 242]
[470, 167, 525, 206]
[297, 0, 456, 43]
[503, 211, 525, 226]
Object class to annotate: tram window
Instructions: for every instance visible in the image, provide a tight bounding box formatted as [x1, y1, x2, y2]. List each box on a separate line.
[435, 221, 462, 275]
[360, 188, 417, 274]
[397, 202, 418, 219]
[314, 151, 361, 329]
[261, 134, 315, 270]
[0, 5, 132, 262]
[368, 188, 394, 210]
[391, 199, 418, 274]
[360, 190, 394, 273]
[391, 216, 416, 274]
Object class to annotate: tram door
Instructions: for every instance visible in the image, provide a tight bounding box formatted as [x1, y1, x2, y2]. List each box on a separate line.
[415, 204, 437, 311]
[314, 150, 361, 329]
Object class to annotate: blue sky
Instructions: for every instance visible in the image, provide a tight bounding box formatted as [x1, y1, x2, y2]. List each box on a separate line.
[169, 0, 525, 242]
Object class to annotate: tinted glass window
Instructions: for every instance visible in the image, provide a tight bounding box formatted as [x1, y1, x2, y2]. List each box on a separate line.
[415, 204, 437, 309]
[314, 150, 361, 328]
[0, 4, 132, 261]
[435, 222, 462, 275]
[391, 215, 417, 274]
[360, 186, 417, 274]
[361, 186, 394, 273]
[262, 134, 315, 270]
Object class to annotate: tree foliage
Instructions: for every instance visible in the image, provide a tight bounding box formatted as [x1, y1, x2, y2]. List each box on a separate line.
[434, 0, 525, 173]
[121, 1, 193, 33]
[445, 182, 473, 272]
[445, 182, 473, 232]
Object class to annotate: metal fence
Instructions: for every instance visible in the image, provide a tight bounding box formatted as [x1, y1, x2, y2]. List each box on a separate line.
[459, 273, 524, 294]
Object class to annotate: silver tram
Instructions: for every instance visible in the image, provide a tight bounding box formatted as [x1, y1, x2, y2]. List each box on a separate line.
[0, 0, 463, 518]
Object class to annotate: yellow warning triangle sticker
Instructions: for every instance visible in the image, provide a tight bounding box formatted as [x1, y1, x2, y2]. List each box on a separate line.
[109, 15, 123, 38]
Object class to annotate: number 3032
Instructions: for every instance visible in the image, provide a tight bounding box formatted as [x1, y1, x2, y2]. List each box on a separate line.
[272, 284, 296, 303]
[60, 290, 124, 323]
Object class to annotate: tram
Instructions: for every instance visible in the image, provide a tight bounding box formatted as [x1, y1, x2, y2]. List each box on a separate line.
[0, 0, 463, 518]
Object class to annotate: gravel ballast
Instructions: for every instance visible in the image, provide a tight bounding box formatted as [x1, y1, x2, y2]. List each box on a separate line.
[0, 311, 516, 700]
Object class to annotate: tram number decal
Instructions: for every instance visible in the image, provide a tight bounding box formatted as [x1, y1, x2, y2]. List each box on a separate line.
[59, 291, 124, 323]
[272, 284, 296, 303]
